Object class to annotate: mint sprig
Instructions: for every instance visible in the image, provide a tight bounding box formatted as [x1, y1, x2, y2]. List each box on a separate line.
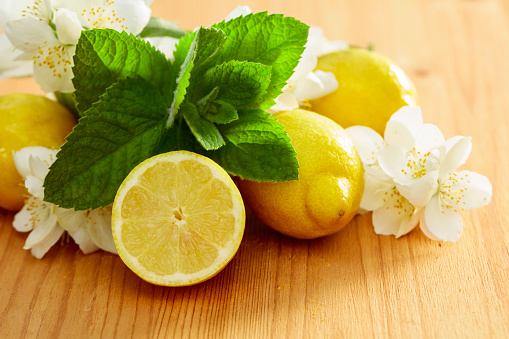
[44, 13, 309, 210]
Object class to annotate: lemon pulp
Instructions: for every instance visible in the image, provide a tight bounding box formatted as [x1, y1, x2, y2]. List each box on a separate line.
[112, 151, 245, 286]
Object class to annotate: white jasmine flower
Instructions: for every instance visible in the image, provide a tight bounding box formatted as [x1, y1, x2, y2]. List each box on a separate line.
[346, 107, 492, 241]
[289, 47, 339, 103]
[378, 123, 445, 207]
[1, 0, 151, 93]
[12, 146, 63, 259]
[57, 205, 117, 254]
[56, 0, 151, 34]
[0, 34, 33, 79]
[346, 106, 424, 182]
[12, 146, 117, 258]
[346, 107, 426, 237]
[419, 137, 492, 242]
[346, 125, 390, 182]
[362, 174, 421, 238]
[13, 197, 64, 259]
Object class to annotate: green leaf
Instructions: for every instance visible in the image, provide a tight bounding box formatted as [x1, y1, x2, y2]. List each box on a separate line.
[213, 12, 309, 109]
[208, 109, 299, 181]
[44, 76, 169, 210]
[172, 108, 298, 181]
[196, 86, 219, 113]
[185, 27, 227, 99]
[202, 60, 271, 108]
[167, 27, 227, 128]
[72, 29, 173, 113]
[166, 31, 197, 128]
[139, 17, 188, 39]
[196, 87, 239, 124]
[181, 102, 225, 150]
[203, 100, 238, 124]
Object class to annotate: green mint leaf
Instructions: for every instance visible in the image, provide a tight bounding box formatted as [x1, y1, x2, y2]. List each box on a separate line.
[202, 60, 271, 108]
[73, 29, 173, 113]
[139, 17, 188, 39]
[208, 109, 299, 181]
[185, 27, 227, 99]
[181, 103, 225, 150]
[196, 86, 219, 113]
[213, 12, 309, 109]
[167, 27, 226, 128]
[175, 115, 202, 152]
[202, 100, 238, 124]
[196, 87, 239, 124]
[166, 31, 197, 128]
[44, 76, 169, 210]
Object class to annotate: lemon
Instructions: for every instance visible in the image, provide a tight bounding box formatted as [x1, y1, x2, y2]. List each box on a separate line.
[310, 48, 418, 136]
[112, 151, 245, 286]
[237, 109, 364, 239]
[0, 94, 76, 211]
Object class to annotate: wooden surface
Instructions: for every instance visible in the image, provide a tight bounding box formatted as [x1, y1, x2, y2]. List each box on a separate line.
[1, 0, 509, 337]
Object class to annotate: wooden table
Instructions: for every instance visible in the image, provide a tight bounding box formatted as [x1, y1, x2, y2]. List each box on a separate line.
[1, 0, 508, 337]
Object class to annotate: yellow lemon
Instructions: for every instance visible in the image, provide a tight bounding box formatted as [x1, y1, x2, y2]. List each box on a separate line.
[0, 94, 76, 211]
[112, 151, 245, 286]
[237, 109, 364, 239]
[310, 48, 418, 136]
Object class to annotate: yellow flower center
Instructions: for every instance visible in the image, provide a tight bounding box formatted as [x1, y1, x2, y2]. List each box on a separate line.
[383, 188, 415, 218]
[400, 149, 432, 179]
[21, 0, 48, 22]
[81, 1, 129, 30]
[32, 43, 73, 79]
[439, 172, 470, 213]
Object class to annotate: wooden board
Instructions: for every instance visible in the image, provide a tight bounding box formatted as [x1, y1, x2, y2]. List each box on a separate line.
[1, 0, 508, 337]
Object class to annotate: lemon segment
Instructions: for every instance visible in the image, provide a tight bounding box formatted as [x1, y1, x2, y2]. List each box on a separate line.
[112, 151, 245, 286]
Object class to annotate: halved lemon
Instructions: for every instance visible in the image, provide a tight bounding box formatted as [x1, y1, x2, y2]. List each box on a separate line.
[112, 151, 245, 286]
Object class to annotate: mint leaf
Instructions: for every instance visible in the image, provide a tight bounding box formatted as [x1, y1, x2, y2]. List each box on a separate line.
[139, 17, 187, 39]
[181, 103, 225, 150]
[44, 76, 170, 210]
[213, 12, 309, 109]
[192, 28, 227, 76]
[73, 29, 173, 113]
[196, 86, 219, 113]
[203, 100, 238, 124]
[196, 88, 238, 124]
[168, 27, 227, 127]
[202, 60, 271, 108]
[185, 27, 227, 100]
[208, 109, 299, 181]
[166, 31, 197, 128]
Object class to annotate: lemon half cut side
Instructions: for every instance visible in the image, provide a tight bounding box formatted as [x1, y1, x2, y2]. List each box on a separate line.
[112, 151, 245, 286]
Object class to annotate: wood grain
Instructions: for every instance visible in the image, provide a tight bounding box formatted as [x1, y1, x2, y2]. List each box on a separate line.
[1, 0, 509, 337]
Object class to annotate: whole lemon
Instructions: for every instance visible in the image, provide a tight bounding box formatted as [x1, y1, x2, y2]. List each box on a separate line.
[0, 94, 76, 211]
[237, 109, 364, 239]
[310, 48, 418, 136]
